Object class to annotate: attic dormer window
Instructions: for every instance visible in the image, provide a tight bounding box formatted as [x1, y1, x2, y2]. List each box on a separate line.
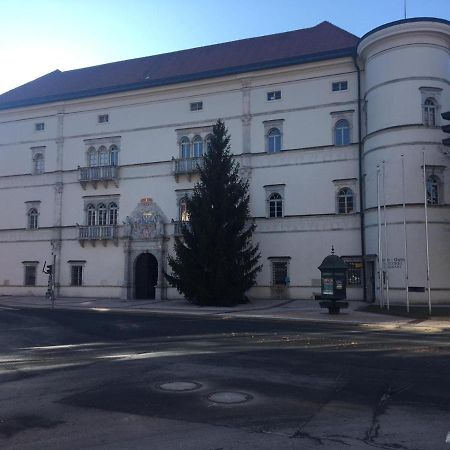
[98, 114, 109, 124]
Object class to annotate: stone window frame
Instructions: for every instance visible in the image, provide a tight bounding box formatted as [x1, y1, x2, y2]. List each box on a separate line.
[333, 178, 357, 214]
[175, 125, 213, 159]
[22, 260, 39, 286]
[31, 146, 46, 175]
[330, 110, 354, 146]
[84, 136, 121, 167]
[419, 87, 442, 127]
[268, 256, 291, 286]
[68, 260, 86, 286]
[82, 195, 120, 226]
[264, 184, 285, 218]
[263, 119, 284, 153]
[25, 200, 41, 229]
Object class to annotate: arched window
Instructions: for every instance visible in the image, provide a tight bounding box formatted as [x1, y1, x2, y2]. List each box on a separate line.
[268, 128, 281, 153]
[179, 197, 190, 222]
[423, 98, 436, 126]
[192, 135, 203, 158]
[110, 145, 119, 166]
[205, 134, 213, 152]
[268, 192, 283, 218]
[335, 120, 350, 146]
[98, 146, 109, 166]
[33, 153, 44, 174]
[180, 137, 191, 159]
[28, 208, 39, 229]
[108, 202, 118, 225]
[98, 203, 107, 225]
[87, 204, 97, 226]
[88, 147, 98, 167]
[337, 187, 354, 213]
[427, 175, 440, 205]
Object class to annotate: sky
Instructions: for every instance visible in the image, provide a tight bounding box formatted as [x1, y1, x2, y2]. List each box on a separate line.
[0, 0, 449, 95]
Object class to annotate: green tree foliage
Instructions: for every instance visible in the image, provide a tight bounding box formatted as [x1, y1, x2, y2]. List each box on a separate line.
[166, 120, 262, 306]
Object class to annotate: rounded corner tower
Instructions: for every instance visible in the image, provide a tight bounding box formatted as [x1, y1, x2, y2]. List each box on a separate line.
[357, 18, 450, 304]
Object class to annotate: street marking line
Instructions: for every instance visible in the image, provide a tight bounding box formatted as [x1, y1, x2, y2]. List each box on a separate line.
[446, 431, 450, 443]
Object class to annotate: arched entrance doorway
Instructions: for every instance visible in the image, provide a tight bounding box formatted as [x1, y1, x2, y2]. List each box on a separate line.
[134, 253, 158, 299]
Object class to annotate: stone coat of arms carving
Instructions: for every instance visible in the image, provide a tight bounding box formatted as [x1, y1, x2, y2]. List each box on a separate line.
[125, 198, 166, 240]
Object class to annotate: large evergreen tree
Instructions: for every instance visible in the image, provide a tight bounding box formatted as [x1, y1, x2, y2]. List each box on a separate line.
[166, 120, 261, 306]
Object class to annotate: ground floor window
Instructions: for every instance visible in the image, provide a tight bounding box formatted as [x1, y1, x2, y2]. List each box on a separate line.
[71, 265, 83, 286]
[343, 259, 363, 286]
[270, 257, 290, 286]
[24, 264, 37, 286]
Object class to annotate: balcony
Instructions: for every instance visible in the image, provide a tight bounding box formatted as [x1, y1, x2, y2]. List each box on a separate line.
[78, 225, 118, 247]
[79, 165, 119, 189]
[173, 220, 192, 236]
[173, 157, 203, 182]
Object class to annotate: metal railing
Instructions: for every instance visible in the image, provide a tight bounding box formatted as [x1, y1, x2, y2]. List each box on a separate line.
[79, 165, 119, 182]
[78, 225, 118, 240]
[173, 157, 203, 175]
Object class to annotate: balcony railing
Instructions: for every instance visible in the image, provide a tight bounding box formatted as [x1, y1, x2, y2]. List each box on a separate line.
[173, 157, 203, 180]
[78, 225, 118, 246]
[173, 221, 192, 236]
[79, 165, 119, 189]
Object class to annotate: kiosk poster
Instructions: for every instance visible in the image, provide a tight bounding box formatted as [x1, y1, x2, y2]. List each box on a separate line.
[323, 278, 333, 295]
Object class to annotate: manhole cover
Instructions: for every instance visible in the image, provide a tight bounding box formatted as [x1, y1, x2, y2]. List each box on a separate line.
[207, 391, 252, 404]
[156, 381, 201, 392]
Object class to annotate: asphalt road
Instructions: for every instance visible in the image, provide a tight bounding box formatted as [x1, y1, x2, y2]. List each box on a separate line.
[0, 307, 449, 449]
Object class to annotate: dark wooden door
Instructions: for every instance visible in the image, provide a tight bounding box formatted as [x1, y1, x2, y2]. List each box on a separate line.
[135, 253, 158, 299]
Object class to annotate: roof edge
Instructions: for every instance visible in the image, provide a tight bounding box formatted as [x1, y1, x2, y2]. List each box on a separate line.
[359, 17, 450, 43]
[0, 47, 356, 111]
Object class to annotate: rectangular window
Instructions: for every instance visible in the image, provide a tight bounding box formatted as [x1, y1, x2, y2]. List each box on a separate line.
[345, 260, 362, 286]
[267, 90, 281, 101]
[35, 122, 45, 131]
[272, 261, 288, 285]
[98, 114, 109, 123]
[71, 265, 83, 286]
[332, 81, 348, 92]
[24, 265, 37, 286]
[190, 101, 203, 111]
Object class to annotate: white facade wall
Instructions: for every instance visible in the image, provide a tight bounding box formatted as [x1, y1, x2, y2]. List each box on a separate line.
[0, 19, 449, 304]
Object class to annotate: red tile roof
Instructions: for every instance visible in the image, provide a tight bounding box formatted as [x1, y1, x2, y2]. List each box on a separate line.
[0, 21, 358, 110]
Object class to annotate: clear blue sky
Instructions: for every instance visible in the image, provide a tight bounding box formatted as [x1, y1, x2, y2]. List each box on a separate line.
[0, 0, 448, 94]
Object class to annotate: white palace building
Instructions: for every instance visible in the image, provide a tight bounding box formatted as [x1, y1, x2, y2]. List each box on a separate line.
[0, 18, 449, 304]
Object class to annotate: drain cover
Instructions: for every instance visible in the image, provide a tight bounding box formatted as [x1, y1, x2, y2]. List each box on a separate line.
[207, 391, 252, 404]
[156, 381, 201, 392]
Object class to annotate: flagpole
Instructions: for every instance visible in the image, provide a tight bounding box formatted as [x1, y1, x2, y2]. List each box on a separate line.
[382, 160, 390, 310]
[377, 165, 384, 308]
[401, 155, 410, 313]
[423, 152, 432, 314]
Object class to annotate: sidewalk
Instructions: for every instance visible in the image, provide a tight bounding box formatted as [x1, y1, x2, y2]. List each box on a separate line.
[1, 295, 449, 331]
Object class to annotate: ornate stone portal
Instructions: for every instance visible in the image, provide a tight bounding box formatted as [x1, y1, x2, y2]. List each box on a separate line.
[122, 198, 168, 300]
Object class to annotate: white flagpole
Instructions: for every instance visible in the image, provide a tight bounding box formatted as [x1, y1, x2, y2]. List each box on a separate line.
[377, 165, 384, 308]
[382, 160, 390, 310]
[423, 152, 432, 314]
[401, 155, 410, 312]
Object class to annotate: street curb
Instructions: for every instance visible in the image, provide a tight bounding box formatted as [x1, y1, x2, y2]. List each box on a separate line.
[0, 301, 414, 328]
